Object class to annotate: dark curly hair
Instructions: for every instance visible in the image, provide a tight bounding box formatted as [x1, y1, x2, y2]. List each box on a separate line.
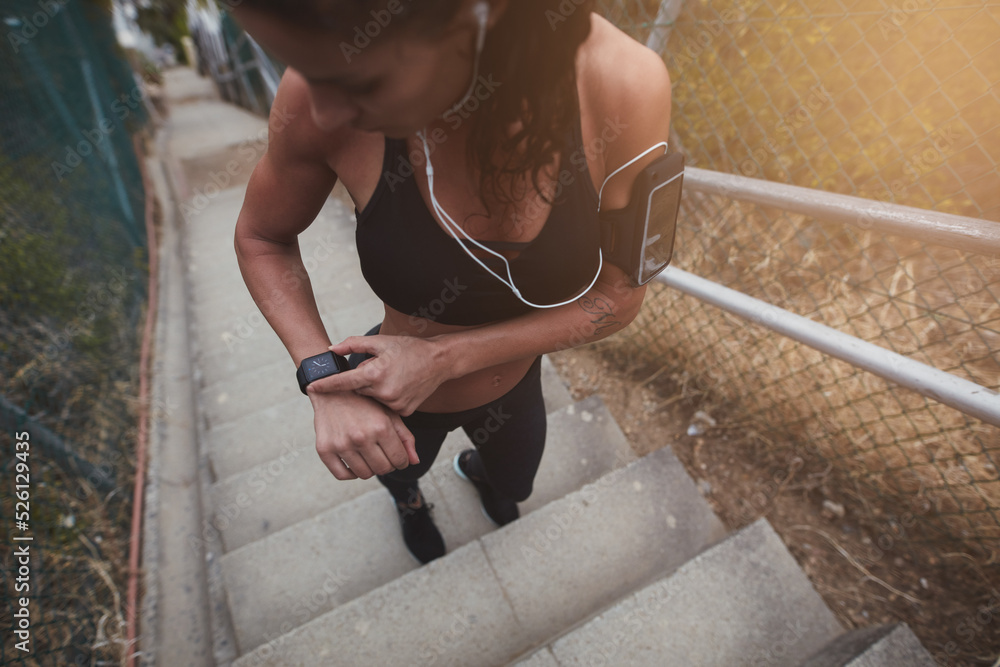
[231, 0, 596, 223]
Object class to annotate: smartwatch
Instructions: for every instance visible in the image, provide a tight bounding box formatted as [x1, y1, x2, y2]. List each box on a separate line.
[296, 351, 351, 395]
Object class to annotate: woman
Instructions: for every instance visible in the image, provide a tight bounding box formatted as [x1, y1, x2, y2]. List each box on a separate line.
[232, 0, 671, 564]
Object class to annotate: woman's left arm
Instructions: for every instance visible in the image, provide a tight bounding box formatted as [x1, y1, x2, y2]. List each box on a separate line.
[323, 262, 645, 416]
[319, 38, 672, 414]
[436, 260, 648, 379]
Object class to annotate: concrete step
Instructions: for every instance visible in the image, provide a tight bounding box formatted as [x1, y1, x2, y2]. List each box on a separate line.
[220, 394, 635, 652]
[192, 296, 385, 387]
[187, 233, 365, 319]
[191, 325, 289, 385]
[200, 341, 572, 433]
[513, 518, 844, 666]
[204, 340, 570, 464]
[203, 395, 314, 481]
[202, 357, 572, 551]
[230, 445, 727, 665]
[190, 257, 373, 352]
[183, 193, 356, 304]
[189, 276, 380, 365]
[182, 192, 355, 289]
[799, 623, 937, 667]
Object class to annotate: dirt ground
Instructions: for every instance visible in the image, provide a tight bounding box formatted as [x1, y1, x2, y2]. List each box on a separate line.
[549, 340, 1000, 667]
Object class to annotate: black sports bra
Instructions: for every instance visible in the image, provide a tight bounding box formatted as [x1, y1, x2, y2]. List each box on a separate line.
[354, 112, 602, 326]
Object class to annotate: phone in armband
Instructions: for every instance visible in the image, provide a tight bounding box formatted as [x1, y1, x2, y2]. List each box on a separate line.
[598, 151, 685, 287]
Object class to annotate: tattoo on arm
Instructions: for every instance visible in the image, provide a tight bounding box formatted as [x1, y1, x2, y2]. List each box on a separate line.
[578, 296, 621, 336]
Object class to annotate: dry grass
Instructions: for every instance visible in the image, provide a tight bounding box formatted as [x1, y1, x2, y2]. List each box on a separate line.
[551, 329, 999, 666]
[1, 291, 143, 666]
[638, 189, 1000, 557]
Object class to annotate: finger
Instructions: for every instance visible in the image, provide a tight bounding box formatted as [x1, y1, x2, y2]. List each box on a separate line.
[359, 440, 397, 476]
[316, 448, 359, 481]
[329, 335, 383, 357]
[338, 450, 375, 480]
[307, 370, 371, 394]
[390, 414, 420, 466]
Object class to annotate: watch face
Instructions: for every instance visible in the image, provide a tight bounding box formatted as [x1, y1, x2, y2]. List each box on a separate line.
[302, 352, 351, 383]
[304, 353, 334, 382]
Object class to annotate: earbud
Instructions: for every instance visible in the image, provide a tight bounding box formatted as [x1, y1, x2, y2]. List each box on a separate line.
[472, 1, 490, 29]
[417, 0, 605, 309]
[441, 0, 491, 118]
[471, 1, 490, 56]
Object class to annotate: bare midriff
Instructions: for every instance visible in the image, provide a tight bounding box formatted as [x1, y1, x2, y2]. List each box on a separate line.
[378, 304, 536, 413]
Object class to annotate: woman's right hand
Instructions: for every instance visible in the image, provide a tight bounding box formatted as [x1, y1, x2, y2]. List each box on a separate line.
[308, 389, 419, 481]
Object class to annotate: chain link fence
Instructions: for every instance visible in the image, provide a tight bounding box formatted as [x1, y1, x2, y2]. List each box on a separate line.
[1, 0, 151, 663]
[592, 0, 999, 663]
[611, 0, 1000, 554]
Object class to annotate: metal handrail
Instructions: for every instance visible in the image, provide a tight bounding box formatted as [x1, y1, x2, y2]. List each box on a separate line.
[662, 170, 1000, 426]
[684, 167, 1000, 256]
[657, 267, 1000, 428]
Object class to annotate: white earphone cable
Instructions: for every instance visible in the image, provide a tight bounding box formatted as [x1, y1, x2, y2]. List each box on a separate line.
[597, 141, 668, 210]
[413, 1, 664, 310]
[418, 130, 604, 307]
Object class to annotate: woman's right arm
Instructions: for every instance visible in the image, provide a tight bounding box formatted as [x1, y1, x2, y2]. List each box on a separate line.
[234, 71, 418, 480]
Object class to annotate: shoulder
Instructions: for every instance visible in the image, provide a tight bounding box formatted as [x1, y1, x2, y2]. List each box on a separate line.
[580, 13, 672, 108]
[578, 13, 672, 209]
[267, 68, 374, 174]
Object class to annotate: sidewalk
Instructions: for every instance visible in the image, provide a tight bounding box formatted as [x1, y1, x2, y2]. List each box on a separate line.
[141, 66, 385, 666]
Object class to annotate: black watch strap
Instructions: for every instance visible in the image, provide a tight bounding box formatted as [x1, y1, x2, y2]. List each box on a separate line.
[297, 351, 351, 395]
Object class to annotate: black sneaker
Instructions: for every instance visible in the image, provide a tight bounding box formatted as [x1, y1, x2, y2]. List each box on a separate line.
[453, 449, 519, 527]
[393, 489, 445, 564]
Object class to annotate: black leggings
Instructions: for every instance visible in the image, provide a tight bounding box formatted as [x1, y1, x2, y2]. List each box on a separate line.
[347, 324, 547, 503]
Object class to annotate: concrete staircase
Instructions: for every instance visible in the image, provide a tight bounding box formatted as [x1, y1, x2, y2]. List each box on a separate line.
[142, 68, 937, 667]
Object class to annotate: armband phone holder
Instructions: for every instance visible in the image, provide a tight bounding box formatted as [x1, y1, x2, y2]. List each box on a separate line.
[598, 151, 684, 287]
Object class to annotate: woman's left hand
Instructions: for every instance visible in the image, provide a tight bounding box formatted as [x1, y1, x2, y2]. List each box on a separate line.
[313, 335, 451, 416]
